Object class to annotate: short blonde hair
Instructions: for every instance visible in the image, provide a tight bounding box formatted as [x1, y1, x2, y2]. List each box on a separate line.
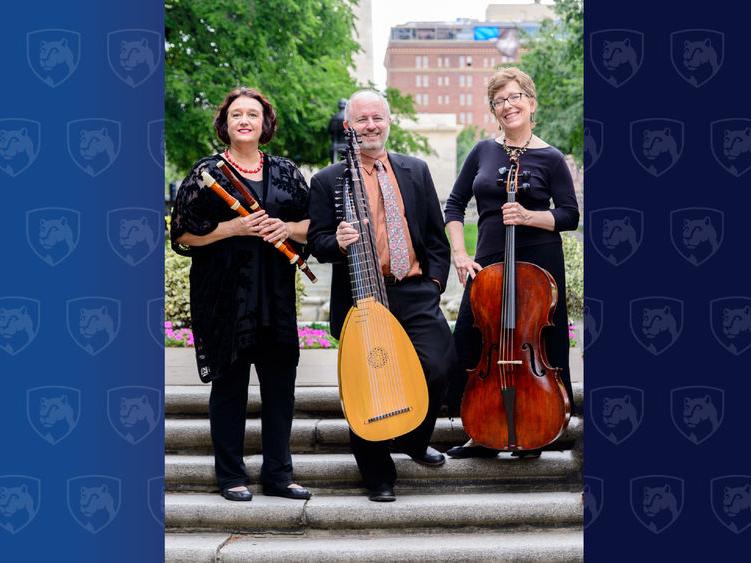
[487, 67, 537, 112]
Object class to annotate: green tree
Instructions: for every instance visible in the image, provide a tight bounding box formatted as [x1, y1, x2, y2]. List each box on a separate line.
[456, 124, 489, 171]
[165, 0, 429, 174]
[519, 0, 583, 163]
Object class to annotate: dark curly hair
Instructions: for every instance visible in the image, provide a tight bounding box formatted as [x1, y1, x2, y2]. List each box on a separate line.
[213, 87, 277, 145]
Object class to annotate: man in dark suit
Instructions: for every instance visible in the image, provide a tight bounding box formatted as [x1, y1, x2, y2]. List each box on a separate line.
[308, 89, 457, 502]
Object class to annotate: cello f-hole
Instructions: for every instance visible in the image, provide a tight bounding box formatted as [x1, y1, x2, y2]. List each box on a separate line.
[521, 342, 547, 377]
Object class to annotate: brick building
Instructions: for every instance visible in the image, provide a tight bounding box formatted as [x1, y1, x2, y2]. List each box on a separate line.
[385, 4, 554, 136]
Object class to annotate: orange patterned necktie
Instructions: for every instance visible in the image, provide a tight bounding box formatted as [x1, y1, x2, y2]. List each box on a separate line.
[374, 160, 409, 280]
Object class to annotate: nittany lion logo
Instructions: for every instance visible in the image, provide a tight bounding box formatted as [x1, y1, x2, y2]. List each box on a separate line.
[107, 29, 161, 88]
[630, 297, 684, 356]
[66, 297, 120, 356]
[0, 118, 41, 178]
[26, 207, 80, 266]
[583, 119, 604, 171]
[589, 208, 643, 266]
[147, 119, 165, 169]
[0, 297, 40, 356]
[670, 207, 724, 266]
[711, 476, 751, 534]
[67, 475, 121, 534]
[26, 29, 80, 88]
[583, 297, 604, 351]
[590, 386, 644, 445]
[147, 476, 164, 526]
[147, 298, 164, 348]
[590, 29, 644, 87]
[631, 476, 685, 534]
[26, 386, 81, 446]
[710, 297, 751, 355]
[670, 386, 724, 445]
[630, 119, 685, 177]
[107, 386, 161, 445]
[671, 29, 724, 88]
[583, 476, 605, 529]
[0, 476, 40, 535]
[106, 208, 160, 266]
[710, 119, 751, 177]
[66, 119, 121, 177]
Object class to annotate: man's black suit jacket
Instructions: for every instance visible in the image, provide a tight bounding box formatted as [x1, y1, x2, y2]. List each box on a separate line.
[307, 152, 450, 339]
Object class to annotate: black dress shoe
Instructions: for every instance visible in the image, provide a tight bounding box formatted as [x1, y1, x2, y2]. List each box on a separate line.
[262, 483, 312, 500]
[511, 449, 542, 459]
[407, 446, 446, 466]
[221, 486, 253, 501]
[446, 444, 500, 459]
[368, 484, 396, 502]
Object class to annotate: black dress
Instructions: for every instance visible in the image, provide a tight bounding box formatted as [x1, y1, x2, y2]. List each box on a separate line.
[443, 140, 580, 416]
[170, 153, 309, 490]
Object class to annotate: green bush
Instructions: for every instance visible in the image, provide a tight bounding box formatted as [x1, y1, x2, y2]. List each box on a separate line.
[562, 232, 583, 320]
[165, 247, 192, 327]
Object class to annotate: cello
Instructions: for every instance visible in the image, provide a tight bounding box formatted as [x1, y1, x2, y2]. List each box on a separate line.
[460, 161, 570, 451]
[334, 128, 429, 442]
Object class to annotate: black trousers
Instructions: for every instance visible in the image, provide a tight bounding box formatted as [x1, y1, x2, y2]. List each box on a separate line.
[208, 341, 297, 491]
[349, 277, 456, 490]
[446, 242, 575, 417]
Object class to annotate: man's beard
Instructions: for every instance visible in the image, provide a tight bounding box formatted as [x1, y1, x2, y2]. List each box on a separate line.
[359, 129, 389, 151]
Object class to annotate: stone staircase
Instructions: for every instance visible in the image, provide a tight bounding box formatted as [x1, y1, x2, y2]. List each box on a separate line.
[165, 380, 583, 562]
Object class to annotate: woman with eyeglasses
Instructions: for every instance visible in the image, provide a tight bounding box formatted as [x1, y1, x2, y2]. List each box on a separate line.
[443, 67, 580, 459]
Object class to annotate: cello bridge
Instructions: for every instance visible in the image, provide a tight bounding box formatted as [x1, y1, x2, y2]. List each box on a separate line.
[497, 360, 522, 365]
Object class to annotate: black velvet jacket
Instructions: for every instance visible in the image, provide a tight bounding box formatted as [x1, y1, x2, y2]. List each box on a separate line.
[170, 153, 309, 381]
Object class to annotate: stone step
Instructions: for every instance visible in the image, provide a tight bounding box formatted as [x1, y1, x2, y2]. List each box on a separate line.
[166, 451, 580, 492]
[166, 490, 582, 534]
[165, 416, 583, 454]
[165, 382, 584, 417]
[165, 529, 583, 562]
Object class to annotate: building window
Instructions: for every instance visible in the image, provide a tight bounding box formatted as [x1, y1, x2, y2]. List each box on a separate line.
[416, 75, 421, 87]
[458, 55, 465, 67]
[459, 75, 465, 87]
[422, 56, 429, 68]
[445, 94, 450, 104]
[458, 112, 465, 124]
[423, 75, 429, 87]
[467, 113, 473, 123]
[466, 56, 473, 67]
[491, 57, 496, 67]
[424, 93, 429, 105]
[415, 55, 422, 68]
[459, 94, 465, 106]
[467, 75, 473, 87]
[467, 94, 473, 105]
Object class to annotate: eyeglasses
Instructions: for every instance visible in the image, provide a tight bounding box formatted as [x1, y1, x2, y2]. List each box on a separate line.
[490, 92, 530, 110]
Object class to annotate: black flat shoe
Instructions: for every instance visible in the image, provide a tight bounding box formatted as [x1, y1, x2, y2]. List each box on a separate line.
[406, 446, 446, 466]
[263, 483, 312, 500]
[511, 450, 542, 459]
[368, 484, 396, 502]
[446, 444, 500, 459]
[221, 486, 253, 501]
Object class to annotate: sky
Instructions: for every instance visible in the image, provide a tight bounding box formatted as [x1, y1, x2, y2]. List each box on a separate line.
[369, 0, 555, 89]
